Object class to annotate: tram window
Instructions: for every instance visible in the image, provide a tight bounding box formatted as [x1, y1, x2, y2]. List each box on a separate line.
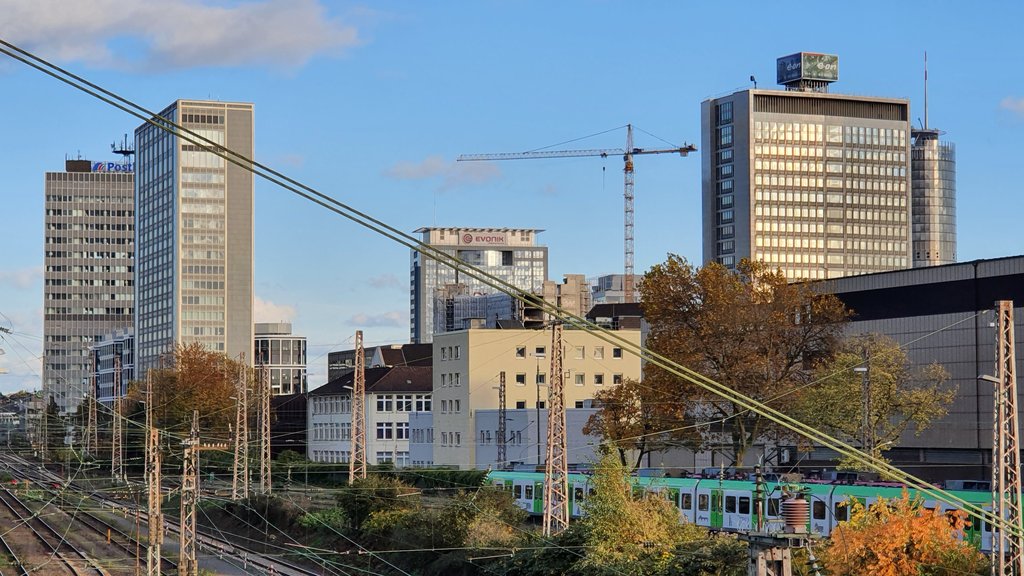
[513, 485, 522, 499]
[813, 500, 826, 520]
[767, 498, 781, 516]
[739, 497, 750, 515]
[589, 488, 597, 498]
[834, 502, 848, 522]
[985, 520, 992, 533]
[725, 496, 737, 514]
[574, 487, 584, 501]
[698, 494, 709, 511]
[681, 494, 693, 510]
[524, 485, 533, 500]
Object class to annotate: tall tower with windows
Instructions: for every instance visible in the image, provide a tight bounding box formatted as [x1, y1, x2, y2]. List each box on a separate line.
[43, 158, 134, 413]
[701, 54, 912, 280]
[134, 100, 254, 374]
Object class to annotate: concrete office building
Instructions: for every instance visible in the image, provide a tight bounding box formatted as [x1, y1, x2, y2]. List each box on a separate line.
[254, 323, 307, 395]
[135, 100, 254, 374]
[702, 53, 912, 280]
[410, 227, 548, 343]
[43, 158, 134, 413]
[421, 326, 642, 469]
[590, 274, 638, 304]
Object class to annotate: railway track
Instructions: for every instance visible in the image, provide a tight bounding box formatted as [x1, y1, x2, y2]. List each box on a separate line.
[0, 488, 107, 576]
[0, 452, 328, 576]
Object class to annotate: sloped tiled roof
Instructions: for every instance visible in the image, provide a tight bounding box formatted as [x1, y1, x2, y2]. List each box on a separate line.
[310, 365, 431, 396]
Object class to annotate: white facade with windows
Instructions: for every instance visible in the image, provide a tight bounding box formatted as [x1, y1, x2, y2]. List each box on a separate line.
[306, 366, 430, 467]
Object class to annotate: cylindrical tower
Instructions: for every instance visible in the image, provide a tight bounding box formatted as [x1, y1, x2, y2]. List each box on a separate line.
[911, 129, 956, 267]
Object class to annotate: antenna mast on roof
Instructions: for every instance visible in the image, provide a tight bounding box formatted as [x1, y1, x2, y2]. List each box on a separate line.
[111, 134, 135, 162]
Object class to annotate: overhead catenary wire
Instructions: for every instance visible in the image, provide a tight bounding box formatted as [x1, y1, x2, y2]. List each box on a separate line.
[0, 37, 1012, 538]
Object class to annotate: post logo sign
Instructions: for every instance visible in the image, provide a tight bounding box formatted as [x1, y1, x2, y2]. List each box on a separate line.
[92, 161, 135, 173]
[459, 231, 508, 246]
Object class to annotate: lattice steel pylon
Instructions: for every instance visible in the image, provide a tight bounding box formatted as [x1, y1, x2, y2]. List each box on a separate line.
[258, 362, 272, 495]
[232, 356, 249, 500]
[543, 322, 569, 536]
[497, 371, 507, 469]
[144, 372, 162, 576]
[111, 354, 124, 483]
[85, 352, 98, 457]
[179, 410, 200, 576]
[991, 300, 1024, 576]
[349, 330, 367, 483]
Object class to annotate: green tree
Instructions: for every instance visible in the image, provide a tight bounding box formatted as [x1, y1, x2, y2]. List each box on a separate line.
[583, 377, 699, 469]
[335, 474, 418, 531]
[579, 451, 704, 575]
[641, 256, 849, 465]
[793, 333, 954, 469]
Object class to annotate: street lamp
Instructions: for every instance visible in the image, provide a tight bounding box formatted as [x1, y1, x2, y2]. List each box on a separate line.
[853, 365, 870, 457]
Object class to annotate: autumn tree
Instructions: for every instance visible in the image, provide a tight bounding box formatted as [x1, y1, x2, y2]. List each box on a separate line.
[640, 256, 849, 466]
[125, 342, 245, 443]
[793, 333, 954, 469]
[820, 491, 988, 576]
[583, 377, 700, 469]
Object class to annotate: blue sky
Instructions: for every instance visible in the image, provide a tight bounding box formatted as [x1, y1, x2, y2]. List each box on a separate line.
[1, 1, 1022, 393]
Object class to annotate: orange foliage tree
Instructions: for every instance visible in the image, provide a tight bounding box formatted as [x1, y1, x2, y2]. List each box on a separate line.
[820, 491, 988, 576]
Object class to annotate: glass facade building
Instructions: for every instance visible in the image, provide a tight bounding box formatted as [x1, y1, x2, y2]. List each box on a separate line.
[135, 100, 254, 374]
[254, 322, 307, 395]
[911, 129, 956, 267]
[410, 228, 548, 343]
[43, 159, 134, 413]
[701, 90, 912, 280]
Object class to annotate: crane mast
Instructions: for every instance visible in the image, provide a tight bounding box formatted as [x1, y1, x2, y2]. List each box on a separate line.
[458, 125, 695, 303]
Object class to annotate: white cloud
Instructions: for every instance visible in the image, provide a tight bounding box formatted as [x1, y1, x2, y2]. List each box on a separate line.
[348, 311, 404, 328]
[0, 266, 42, 290]
[254, 296, 296, 323]
[1001, 97, 1024, 117]
[2, 0, 360, 71]
[367, 273, 402, 290]
[385, 155, 501, 191]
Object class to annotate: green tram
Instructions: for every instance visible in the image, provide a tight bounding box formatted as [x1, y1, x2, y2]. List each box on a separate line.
[486, 471, 992, 551]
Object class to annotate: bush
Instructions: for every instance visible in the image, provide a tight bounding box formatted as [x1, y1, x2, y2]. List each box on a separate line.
[335, 475, 417, 530]
[297, 507, 348, 533]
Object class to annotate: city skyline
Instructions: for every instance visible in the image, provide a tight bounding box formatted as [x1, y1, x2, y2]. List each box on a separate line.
[2, 1, 1023, 393]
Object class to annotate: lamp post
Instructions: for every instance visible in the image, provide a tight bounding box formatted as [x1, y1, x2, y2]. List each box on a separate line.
[853, 363, 871, 458]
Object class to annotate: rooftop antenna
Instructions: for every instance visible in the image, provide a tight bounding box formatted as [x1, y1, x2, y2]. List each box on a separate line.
[111, 133, 135, 162]
[923, 51, 929, 130]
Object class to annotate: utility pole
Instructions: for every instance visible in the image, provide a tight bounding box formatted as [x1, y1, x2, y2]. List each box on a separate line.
[85, 352, 98, 457]
[144, 372, 162, 576]
[232, 355, 249, 500]
[179, 410, 199, 576]
[542, 322, 569, 536]
[349, 330, 367, 483]
[258, 362, 272, 495]
[111, 354, 124, 483]
[497, 371, 507, 469]
[989, 300, 1024, 576]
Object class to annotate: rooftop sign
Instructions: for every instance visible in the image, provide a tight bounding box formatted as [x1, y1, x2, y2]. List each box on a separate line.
[92, 161, 134, 173]
[777, 52, 839, 84]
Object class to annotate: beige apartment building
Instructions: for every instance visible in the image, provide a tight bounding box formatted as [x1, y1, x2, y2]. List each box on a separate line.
[429, 327, 642, 469]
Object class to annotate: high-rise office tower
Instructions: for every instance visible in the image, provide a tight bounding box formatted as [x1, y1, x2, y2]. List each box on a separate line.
[702, 53, 912, 280]
[410, 227, 548, 344]
[44, 158, 135, 413]
[134, 100, 254, 374]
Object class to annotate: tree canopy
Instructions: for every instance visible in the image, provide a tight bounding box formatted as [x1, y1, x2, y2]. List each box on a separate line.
[640, 256, 850, 465]
[793, 333, 954, 469]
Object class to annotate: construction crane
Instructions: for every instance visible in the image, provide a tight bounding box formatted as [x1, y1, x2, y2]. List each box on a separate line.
[458, 124, 696, 303]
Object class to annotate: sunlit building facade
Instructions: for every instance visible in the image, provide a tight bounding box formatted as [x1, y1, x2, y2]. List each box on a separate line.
[410, 227, 548, 343]
[135, 100, 254, 374]
[702, 59, 912, 280]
